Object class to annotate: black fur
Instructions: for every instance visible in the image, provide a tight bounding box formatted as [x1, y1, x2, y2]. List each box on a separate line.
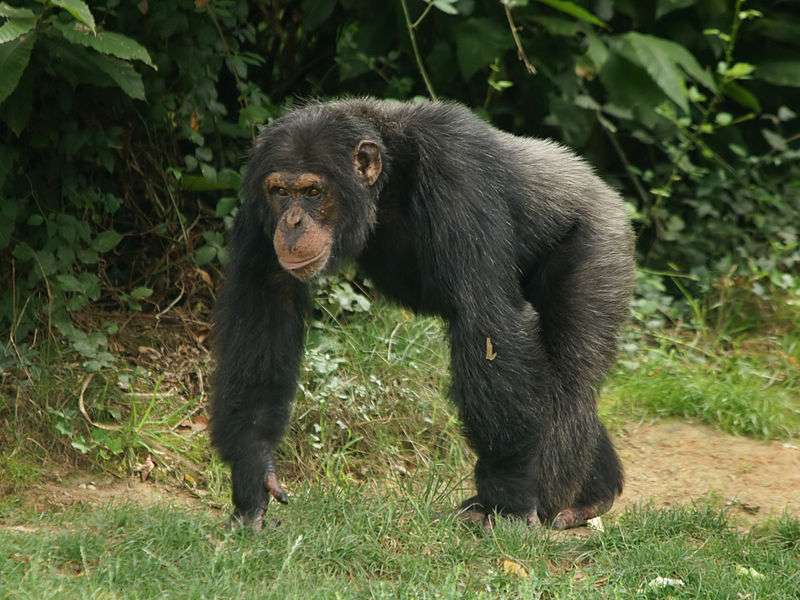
[210, 98, 635, 525]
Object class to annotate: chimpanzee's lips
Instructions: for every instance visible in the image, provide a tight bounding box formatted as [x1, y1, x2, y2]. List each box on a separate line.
[278, 249, 328, 271]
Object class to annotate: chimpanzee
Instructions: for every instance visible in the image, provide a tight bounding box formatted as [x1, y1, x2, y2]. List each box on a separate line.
[210, 98, 635, 531]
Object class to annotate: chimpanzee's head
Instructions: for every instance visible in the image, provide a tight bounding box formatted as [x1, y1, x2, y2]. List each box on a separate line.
[244, 106, 385, 281]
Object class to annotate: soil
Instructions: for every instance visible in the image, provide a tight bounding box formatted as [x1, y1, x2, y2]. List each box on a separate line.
[4, 420, 799, 526]
[615, 420, 800, 521]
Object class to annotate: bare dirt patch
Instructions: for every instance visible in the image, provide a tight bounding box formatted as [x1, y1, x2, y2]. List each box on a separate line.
[13, 474, 204, 515]
[615, 420, 800, 520]
[3, 421, 798, 527]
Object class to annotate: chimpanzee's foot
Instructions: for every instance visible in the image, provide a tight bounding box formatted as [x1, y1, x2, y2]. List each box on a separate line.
[456, 496, 491, 529]
[551, 500, 612, 530]
[229, 507, 265, 531]
[456, 496, 541, 530]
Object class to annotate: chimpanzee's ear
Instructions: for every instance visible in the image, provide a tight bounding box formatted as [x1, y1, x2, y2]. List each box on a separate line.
[353, 140, 382, 186]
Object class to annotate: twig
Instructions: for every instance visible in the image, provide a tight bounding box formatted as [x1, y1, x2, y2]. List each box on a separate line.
[599, 114, 650, 208]
[399, 0, 438, 100]
[78, 374, 122, 431]
[387, 320, 404, 362]
[503, 3, 536, 75]
[125, 392, 176, 399]
[8, 260, 33, 382]
[155, 284, 185, 321]
[412, 1, 434, 29]
[196, 368, 206, 401]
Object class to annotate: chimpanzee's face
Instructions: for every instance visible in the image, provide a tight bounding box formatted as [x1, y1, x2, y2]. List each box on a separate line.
[266, 171, 335, 280]
[265, 140, 382, 282]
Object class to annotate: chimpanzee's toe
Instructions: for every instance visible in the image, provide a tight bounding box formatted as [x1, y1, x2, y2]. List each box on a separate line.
[456, 496, 541, 530]
[228, 508, 265, 532]
[551, 500, 612, 530]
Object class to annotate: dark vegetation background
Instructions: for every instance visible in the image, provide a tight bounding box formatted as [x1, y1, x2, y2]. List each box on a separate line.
[1, 5, 800, 596]
[0, 0, 798, 464]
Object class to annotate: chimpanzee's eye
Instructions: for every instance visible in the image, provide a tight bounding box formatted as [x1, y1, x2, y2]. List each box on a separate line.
[275, 187, 289, 197]
[307, 187, 320, 197]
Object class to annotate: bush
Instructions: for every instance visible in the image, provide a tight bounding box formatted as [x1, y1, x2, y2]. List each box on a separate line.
[1, 0, 798, 367]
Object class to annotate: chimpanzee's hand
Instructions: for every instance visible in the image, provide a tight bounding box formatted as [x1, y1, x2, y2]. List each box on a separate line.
[229, 449, 289, 531]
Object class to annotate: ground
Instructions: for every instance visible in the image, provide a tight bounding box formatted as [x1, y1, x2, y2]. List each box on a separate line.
[2, 421, 799, 599]
[5, 421, 799, 521]
[616, 421, 800, 520]
[1, 302, 799, 598]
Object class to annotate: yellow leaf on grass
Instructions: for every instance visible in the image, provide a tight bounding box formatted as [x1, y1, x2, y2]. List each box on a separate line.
[500, 558, 528, 578]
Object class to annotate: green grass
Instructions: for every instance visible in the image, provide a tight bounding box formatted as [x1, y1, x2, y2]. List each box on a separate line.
[606, 340, 800, 439]
[2, 298, 800, 598]
[1, 488, 799, 599]
[2, 300, 799, 508]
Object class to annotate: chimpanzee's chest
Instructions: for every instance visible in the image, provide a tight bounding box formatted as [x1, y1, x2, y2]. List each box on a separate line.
[357, 216, 446, 317]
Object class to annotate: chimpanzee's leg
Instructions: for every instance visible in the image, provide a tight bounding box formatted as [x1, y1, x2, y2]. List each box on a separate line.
[210, 214, 309, 529]
[451, 227, 631, 527]
[449, 299, 553, 526]
[450, 296, 620, 528]
[521, 222, 633, 527]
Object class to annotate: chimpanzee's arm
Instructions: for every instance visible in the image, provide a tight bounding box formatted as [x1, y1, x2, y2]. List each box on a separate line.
[210, 207, 309, 528]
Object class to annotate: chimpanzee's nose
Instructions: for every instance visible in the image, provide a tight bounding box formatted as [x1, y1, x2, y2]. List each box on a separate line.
[285, 207, 305, 229]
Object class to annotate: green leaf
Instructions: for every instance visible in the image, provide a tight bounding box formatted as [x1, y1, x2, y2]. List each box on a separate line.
[432, 0, 458, 15]
[71, 438, 91, 454]
[749, 16, 800, 46]
[0, 2, 35, 18]
[92, 230, 122, 252]
[715, 112, 732, 126]
[612, 34, 687, 112]
[180, 168, 240, 192]
[548, 95, 593, 148]
[762, 129, 787, 151]
[647, 34, 716, 91]
[778, 106, 796, 121]
[301, 0, 336, 30]
[50, 0, 95, 33]
[535, 0, 607, 29]
[723, 62, 754, 80]
[599, 53, 669, 129]
[655, 0, 695, 20]
[216, 196, 238, 217]
[1, 63, 32, 134]
[0, 16, 36, 44]
[754, 60, 800, 87]
[722, 81, 761, 112]
[77, 247, 98, 264]
[57, 273, 84, 293]
[130, 286, 153, 301]
[54, 21, 154, 67]
[84, 52, 145, 99]
[454, 18, 513, 79]
[12, 241, 34, 261]
[0, 32, 34, 103]
[180, 175, 232, 191]
[194, 245, 216, 266]
[611, 33, 716, 113]
[530, 15, 582, 36]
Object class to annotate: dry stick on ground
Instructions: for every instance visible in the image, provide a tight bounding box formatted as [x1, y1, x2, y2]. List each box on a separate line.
[503, 2, 536, 75]
[78, 374, 122, 431]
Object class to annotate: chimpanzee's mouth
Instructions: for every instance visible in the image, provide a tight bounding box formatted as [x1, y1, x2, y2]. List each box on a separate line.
[278, 249, 330, 280]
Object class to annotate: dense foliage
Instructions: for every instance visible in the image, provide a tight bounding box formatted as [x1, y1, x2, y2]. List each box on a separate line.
[1, 0, 798, 370]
